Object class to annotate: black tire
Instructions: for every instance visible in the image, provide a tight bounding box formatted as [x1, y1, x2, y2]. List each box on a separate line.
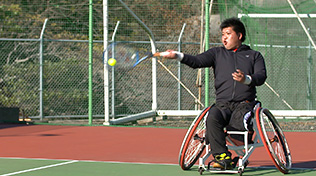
[178, 106, 211, 170]
[256, 107, 292, 173]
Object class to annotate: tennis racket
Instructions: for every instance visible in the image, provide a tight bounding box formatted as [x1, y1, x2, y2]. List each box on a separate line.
[103, 42, 175, 68]
[133, 51, 173, 67]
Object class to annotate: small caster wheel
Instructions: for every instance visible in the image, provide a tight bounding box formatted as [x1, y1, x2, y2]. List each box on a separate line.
[244, 160, 249, 169]
[198, 167, 204, 175]
[238, 168, 244, 176]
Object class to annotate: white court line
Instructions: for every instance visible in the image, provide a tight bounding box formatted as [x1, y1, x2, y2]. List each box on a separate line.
[0, 156, 177, 166]
[0, 160, 78, 176]
[0, 157, 314, 171]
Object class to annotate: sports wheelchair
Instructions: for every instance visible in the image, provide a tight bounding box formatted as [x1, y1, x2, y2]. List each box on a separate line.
[178, 101, 292, 175]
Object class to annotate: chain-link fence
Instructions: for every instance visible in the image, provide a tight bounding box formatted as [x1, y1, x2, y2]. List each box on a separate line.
[218, 0, 316, 110]
[1, 0, 316, 127]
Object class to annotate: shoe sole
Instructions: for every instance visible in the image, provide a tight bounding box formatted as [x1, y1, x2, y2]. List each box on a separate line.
[212, 163, 233, 170]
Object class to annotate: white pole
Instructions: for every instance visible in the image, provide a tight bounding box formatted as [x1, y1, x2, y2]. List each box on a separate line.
[117, 0, 157, 111]
[264, 82, 294, 110]
[103, 0, 110, 125]
[110, 21, 120, 120]
[177, 23, 186, 110]
[157, 60, 204, 107]
[39, 18, 48, 121]
[151, 39, 157, 111]
[287, 0, 316, 51]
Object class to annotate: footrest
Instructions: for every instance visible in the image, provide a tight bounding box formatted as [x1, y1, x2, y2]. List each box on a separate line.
[199, 167, 242, 175]
[200, 157, 243, 175]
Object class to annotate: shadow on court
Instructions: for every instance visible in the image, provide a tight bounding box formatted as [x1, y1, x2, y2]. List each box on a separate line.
[293, 161, 316, 169]
[176, 166, 316, 176]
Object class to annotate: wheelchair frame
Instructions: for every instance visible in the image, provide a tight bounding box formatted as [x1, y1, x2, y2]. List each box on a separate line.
[178, 102, 292, 175]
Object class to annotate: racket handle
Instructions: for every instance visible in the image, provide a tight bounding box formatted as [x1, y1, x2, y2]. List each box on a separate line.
[153, 51, 180, 57]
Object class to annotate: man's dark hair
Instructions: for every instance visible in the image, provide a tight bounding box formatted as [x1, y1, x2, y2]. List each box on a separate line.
[220, 17, 246, 42]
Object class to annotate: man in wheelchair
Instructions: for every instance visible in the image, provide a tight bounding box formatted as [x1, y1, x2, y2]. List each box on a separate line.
[163, 17, 267, 170]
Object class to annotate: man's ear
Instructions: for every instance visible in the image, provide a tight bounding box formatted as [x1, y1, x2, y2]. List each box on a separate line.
[238, 33, 243, 40]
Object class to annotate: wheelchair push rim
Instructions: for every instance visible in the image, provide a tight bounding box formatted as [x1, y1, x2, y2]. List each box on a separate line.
[178, 106, 211, 170]
[256, 107, 292, 174]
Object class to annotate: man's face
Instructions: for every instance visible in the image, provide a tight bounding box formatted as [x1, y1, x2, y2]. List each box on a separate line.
[221, 27, 242, 50]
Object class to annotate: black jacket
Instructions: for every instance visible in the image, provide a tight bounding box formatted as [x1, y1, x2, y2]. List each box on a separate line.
[181, 44, 267, 102]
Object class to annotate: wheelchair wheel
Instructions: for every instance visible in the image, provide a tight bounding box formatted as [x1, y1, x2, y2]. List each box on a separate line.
[256, 107, 292, 174]
[178, 106, 211, 170]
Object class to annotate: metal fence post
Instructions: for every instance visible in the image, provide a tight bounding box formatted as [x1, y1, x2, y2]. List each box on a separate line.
[177, 23, 186, 110]
[103, 0, 110, 125]
[39, 18, 48, 121]
[307, 28, 312, 109]
[110, 21, 120, 119]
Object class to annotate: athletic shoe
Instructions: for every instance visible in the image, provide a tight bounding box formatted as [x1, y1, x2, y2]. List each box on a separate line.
[212, 153, 233, 170]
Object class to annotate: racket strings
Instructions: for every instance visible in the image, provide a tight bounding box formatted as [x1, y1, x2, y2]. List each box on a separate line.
[104, 43, 152, 68]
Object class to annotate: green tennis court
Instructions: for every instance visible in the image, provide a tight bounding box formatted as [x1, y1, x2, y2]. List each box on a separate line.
[0, 158, 315, 176]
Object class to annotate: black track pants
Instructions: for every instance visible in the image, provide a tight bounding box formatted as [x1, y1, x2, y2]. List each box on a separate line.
[205, 101, 255, 156]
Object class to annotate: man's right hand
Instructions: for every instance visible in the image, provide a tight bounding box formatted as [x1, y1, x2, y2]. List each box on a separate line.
[161, 50, 182, 60]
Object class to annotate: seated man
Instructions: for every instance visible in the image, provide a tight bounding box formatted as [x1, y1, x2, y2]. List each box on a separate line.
[163, 17, 267, 169]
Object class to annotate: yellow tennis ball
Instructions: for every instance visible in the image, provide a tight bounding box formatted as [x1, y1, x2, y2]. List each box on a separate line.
[108, 58, 117, 66]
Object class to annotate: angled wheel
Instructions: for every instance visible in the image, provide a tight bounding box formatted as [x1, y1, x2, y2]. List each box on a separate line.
[178, 106, 211, 170]
[256, 107, 292, 173]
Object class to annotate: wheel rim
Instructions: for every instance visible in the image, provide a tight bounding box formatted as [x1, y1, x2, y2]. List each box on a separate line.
[256, 108, 292, 173]
[179, 106, 210, 170]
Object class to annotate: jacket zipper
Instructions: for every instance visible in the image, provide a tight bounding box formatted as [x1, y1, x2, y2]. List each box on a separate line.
[231, 50, 238, 100]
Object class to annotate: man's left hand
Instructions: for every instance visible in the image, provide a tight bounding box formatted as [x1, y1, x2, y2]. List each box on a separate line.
[232, 69, 245, 83]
